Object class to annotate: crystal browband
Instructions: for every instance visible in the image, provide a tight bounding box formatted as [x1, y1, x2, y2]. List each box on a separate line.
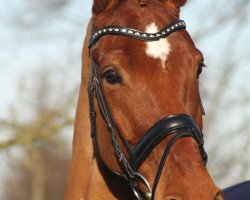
[88, 20, 186, 48]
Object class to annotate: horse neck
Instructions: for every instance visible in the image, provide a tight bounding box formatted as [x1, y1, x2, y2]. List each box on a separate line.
[64, 19, 94, 200]
[65, 18, 137, 200]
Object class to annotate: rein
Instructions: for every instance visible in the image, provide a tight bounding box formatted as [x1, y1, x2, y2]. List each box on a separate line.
[88, 19, 208, 200]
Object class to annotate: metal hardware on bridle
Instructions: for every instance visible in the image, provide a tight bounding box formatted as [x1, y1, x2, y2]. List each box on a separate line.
[88, 20, 187, 48]
[88, 56, 151, 199]
[88, 19, 208, 200]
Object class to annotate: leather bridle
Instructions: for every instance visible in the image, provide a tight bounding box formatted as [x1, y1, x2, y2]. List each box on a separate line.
[88, 19, 208, 200]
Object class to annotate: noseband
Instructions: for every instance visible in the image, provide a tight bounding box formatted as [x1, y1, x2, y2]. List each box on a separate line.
[88, 20, 208, 200]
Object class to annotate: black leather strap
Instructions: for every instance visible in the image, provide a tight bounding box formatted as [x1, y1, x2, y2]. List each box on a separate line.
[129, 114, 207, 171]
[88, 20, 186, 48]
[151, 131, 196, 199]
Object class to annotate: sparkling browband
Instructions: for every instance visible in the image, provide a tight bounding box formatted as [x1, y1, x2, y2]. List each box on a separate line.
[88, 20, 186, 48]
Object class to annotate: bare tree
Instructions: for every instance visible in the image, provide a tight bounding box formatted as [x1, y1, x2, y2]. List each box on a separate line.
[0, 70, 77, 200]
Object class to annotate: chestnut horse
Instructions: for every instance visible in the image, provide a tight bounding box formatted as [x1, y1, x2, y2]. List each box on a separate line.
[65, 0, 224, 199]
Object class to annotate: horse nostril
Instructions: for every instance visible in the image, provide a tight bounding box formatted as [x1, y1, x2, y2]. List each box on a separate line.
[214, 190, 224, 200]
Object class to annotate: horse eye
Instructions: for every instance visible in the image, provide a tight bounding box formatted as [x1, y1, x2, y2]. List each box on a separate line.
[197, 62, 206, 78]
[103, 70, 122, 84]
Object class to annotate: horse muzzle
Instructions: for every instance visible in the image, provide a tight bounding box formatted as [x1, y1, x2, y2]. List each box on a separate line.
[128, 114, 208, 200]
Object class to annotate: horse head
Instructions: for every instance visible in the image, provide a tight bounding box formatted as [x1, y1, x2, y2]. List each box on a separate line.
[65, 0, 224, 199]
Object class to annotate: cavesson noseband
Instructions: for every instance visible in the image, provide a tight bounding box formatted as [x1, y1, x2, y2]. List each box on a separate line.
[88, 19, 208, 200]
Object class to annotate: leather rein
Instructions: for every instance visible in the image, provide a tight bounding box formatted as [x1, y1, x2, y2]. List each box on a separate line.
[87, 19, 208, 200]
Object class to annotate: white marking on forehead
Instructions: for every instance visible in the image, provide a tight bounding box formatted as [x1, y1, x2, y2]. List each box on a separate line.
[145, 23, 171, 68]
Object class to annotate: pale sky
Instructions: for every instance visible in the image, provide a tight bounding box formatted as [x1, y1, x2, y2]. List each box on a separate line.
[0, 0, 249, 117]
[0, 0, 92, 117]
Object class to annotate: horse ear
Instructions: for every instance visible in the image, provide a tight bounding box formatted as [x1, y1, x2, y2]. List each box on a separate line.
[173, 0, 187, 8]
[165, 0, 187, 9]
[92, 0, 118, 14]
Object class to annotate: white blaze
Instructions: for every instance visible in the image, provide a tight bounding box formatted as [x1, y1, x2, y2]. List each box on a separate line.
[145, 23, 171, 68]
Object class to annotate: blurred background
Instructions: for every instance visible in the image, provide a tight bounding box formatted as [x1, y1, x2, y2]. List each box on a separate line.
[0, 0, 249, 199]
